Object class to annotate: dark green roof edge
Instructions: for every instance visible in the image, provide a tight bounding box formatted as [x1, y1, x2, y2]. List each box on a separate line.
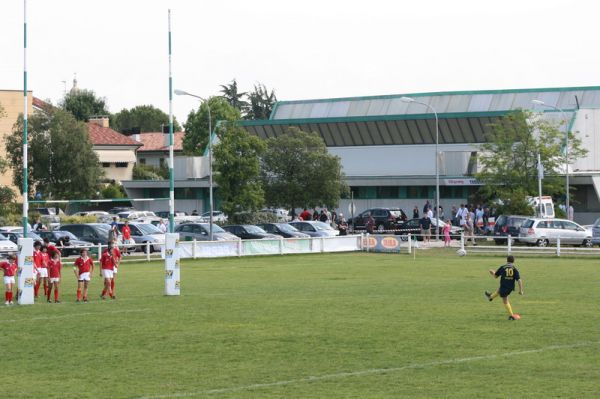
[274, 85, 600, 106]
[238, 110, 512, 126]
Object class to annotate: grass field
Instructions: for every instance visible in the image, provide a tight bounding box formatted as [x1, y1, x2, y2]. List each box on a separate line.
[1, 251, 599, 398]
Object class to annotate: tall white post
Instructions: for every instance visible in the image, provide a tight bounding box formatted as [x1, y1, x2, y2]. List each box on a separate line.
[164, 233, 180, 296]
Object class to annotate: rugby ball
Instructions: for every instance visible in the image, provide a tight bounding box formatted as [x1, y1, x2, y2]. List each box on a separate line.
[456, 249, 467, 257]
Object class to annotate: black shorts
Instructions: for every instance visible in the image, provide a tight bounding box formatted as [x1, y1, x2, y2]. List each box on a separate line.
[499, 287, 514, 298]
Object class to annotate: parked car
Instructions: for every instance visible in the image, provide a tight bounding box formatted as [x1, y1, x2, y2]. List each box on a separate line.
[74, 210, 109, 217]
[57, 223, 112, 245]
[592, 218, 600, 246]
[175, 223, 240, 242]
[493, 215, 529, 245]
[350, 208, 407, 232]
[34, 207, 64, 228]
[289, 221, 340, 237]
[155, 211, 187, 219]
[200, 211, 228, 223]
[116, 222, 165, 252]
[259, 208, 290, 222]
[222, 225, 279, 240]
[118, 211, 158, 220]
[519, 218, 593, 247]
[36, 230, 94, 257]
[0, 229, 45, 245]
[256, 223, 310, 238]
[0, 233, 18, 256]
[108, 206, 134, 215]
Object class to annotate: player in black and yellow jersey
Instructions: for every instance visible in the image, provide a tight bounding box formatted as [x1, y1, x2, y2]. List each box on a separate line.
[485, 255, 524, 320]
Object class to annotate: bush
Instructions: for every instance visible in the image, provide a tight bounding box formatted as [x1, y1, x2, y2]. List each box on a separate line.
[0, 214, 22, 227]
[228, 211, 279, 225]
[59, 215, 98, 224]
[101, 183, 126, 199]
[133, 164, 168, 180]
[0, 186, 16, 204]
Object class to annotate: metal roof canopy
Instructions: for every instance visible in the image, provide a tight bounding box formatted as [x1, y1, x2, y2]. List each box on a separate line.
[241, 112, 507, 146]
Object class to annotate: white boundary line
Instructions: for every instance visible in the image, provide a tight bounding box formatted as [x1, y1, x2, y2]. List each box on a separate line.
[137, 341, 597, 399]
[0, 308, 150, 323]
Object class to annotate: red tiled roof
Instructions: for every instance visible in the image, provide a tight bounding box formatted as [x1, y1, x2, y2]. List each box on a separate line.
[87, 122, 142, 146]
[137, 132, 184, 152]
[32, 96, 53, 112]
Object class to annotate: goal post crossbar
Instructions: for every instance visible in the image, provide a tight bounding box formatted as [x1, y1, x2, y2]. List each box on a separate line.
[28, 198, 169, 204]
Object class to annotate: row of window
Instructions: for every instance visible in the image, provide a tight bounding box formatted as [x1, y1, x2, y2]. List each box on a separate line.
[102, 162, 129, 168]
[348, 186, 472, 200]
[143, 187, 208, 200]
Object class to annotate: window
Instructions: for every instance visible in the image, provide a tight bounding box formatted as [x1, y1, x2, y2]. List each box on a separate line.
[376, 186, 399, 199]
[102, 162, 111, 168]
[159, 158, 166, 168]
[407, 186, 430, 199]
[115, 162, 128, 168]
[140, 158, 146, 164]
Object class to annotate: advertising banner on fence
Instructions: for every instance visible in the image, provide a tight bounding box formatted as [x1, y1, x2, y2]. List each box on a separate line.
[362, 235, 402, 253]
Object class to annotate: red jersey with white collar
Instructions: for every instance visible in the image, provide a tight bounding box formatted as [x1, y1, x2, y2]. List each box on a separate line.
[33, 250, 43, 268]
[74, 256, 93, 274]
[41, 252, 50, 269]
[101, 250, 116, 270]
[122, 225, 131, 240]
[48, 259, 62, 278]
[47, 244, 59, 256]
[1, 261, 18, 277]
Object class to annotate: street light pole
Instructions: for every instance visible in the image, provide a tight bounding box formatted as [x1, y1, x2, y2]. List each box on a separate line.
[401, 97, 440, 241]
[174, 90, 214, 240]
[532, 100, 571, 218]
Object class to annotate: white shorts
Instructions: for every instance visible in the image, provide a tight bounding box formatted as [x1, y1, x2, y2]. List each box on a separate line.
[4, 276, 15, 285]
[49, 277, 60, 284]
[78, 272, 91, 282]
[102, 269, 114, 279]
[38, 268, 48, 278]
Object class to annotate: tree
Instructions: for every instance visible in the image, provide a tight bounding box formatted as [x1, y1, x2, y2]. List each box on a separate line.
[213, 125, 266, 216]
[220, 79, 248, 112]
[182, 97, 241, 155]
[5, 109, 103, 200]
[475, 110, 587, 214]
[62, 89, 109, 122]
[111, 105, 181, 133]
[261, 127, 348, 211]
[245, 83, 277, 120]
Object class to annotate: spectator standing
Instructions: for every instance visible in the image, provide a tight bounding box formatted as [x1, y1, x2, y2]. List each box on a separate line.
[413, 206, 419, 219]
[319, 210, 329, 223]
[159, 219, 167, 233]
[423, 200, 431, 215]
[338, 214, 348, 236]
[419, 214, 432, 244]
[312, 209, 320, 221]
[300, 208, 312, 222]
[443, 219, 452, 247]
[366, 213, 375, 234]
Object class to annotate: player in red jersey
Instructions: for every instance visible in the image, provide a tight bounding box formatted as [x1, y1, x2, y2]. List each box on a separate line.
[47, 251, 62, 303]
[73, 248, 94, 302]
[40, 245, 51, 298]
[110, 245, 122, 297]
[1, 254, 18, 305]
[100, 244, 117, 300]
[33, 241, 44, 298]
[43, 237, 60, 259]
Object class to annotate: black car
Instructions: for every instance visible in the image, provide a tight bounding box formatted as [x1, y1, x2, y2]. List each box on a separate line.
[350, 208, 407, 232]
[222, 225, 279, 240]
[256, 223, 310, 238]
[36, 230, 94, 257]
[493, 215, 529, 245]
[58, 223, 112, 245]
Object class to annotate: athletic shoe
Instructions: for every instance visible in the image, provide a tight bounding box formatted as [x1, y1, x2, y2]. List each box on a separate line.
[76, 300, 80, 303]
[4, 301, 8, 306]
[47, 300, 51, 303]
[55, 300, 60, 303]
[508, 315, 515, 320]
[9, 301, 14, 305]
[484, 291, 492, 301]
[100, 295, 106, 300]
[111, 296, 116, 300]
[83, 299, 88, 303]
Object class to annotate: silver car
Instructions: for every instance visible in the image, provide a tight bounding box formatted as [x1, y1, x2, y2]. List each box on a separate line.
[519, 218, 593, 247]
[175, 223, 240, 242]
[592, 218, 600, 246]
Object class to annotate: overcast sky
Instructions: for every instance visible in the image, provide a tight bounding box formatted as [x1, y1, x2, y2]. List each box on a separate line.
[1, 0, 598, 125]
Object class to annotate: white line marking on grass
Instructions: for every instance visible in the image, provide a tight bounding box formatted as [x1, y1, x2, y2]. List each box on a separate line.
[0, 309, 150, 324]
[137, 341, 598, 399]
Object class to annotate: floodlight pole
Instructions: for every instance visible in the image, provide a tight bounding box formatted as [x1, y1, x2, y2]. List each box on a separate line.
[532, 100, 571, 218]
[22, 0, 29, 237]
[174, 90, 213, 240]
[401, 97, 440, 241]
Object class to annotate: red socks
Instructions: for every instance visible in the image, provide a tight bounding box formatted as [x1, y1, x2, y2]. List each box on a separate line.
[54, 289, 59, 302]
[34, 281, 40, 297]
[111, 280, 115, 295]
[76, 289, 82, 301]
[9, 292, 13, 302]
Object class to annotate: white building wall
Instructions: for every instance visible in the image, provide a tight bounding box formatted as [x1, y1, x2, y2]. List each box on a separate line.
[572, 109, 600, 173]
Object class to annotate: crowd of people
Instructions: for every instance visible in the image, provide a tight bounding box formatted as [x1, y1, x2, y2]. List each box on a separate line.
[294, 208, 349, 235]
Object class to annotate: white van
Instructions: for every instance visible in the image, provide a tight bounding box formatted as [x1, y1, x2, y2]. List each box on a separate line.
[528, 196, 555, 218]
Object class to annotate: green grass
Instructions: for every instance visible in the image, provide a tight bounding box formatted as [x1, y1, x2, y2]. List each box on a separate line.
[1, 251, 599, 398]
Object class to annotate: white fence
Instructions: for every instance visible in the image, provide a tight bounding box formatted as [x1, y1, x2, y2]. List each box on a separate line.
[458, 234, 600, 257]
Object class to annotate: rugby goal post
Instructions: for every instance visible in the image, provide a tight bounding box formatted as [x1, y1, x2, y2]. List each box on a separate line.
[17, 238, 34, 305]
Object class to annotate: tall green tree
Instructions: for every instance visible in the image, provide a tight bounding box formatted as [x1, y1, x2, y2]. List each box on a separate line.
[111, 105, 181, 133]
[475, 110, 587, 214]
[5, 109, 103, 199]
[261, 127, 348, 211]
[245, 83, 277, 120]
[220, 79, 248, 112]
[182, 97, 241, 155]
[62, 89, 109, 122]
[213, 125, 266, 215]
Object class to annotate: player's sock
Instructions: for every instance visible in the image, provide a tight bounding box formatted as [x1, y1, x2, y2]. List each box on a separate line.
[503, 302, 514, 315]
[101, 289, 106, 297]
[111, 280, 115, 295]
[76, 289, 82, 301]
[8, 292, 13, 302]
[34, 281, 40, 297]
[490, 291, 499, 300]
[5, 292, 8, 302]
[54, 289, 59, 302]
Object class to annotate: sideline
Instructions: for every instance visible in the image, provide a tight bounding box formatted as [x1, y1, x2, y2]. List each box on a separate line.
[137, 341, 597, 398]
